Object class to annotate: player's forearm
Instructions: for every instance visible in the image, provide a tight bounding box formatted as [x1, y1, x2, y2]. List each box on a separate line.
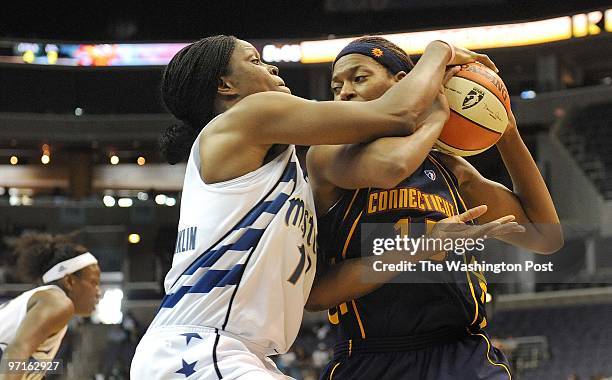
[306, 249, 440, 311]
[0, 345, 35, 380]
[377, 42, 450, 126]
[496, 128, 563, 251]
[2, 345, 32, 361]
[320, 119, 445, 190]
[305, 259, 375, 311]
[0, 373, 24, 380]
[387, 121, 446, 184]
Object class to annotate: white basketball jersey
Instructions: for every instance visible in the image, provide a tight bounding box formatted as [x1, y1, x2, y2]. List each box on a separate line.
[149, 127, 317, 356]
[0, 285, 68, 379]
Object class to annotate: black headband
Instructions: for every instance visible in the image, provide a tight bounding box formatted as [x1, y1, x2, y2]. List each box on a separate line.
[333, 42, 411, 74]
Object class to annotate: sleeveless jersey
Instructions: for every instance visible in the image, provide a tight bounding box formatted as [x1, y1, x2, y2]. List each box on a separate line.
[149, 127, 317, 356]
[0, 285, 68, 380]
[318, 152, 487, 341]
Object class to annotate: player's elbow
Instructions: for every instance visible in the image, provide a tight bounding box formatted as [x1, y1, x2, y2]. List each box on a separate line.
[374, 159, 418, 189]
[305, 287, 334, 312]
[304, 301, 327, 312]
[538, 233, 565, 255]
[533, 226, 564, 255]
[304, 296, 329, 312]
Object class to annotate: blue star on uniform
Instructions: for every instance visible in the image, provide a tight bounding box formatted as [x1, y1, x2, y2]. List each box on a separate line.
[180, 332, 202, 345]
[175, 359, 197, 377]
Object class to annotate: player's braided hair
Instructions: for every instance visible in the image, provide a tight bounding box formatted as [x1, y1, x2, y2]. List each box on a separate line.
[11, 232, 88, 283]
[350, 36, 415, 72]
[160, 35, 237, 164]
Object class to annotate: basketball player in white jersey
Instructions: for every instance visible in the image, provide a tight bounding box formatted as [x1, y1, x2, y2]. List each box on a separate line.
[0, 233, 100, 380]
[130, 35, 497, 379]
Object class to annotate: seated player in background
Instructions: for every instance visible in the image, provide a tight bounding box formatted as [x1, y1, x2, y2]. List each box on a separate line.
[306, 36, 563, 379]
[0, 232, 101, 380]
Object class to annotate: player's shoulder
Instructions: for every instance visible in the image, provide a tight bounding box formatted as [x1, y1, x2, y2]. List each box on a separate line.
[28, 287, 73, 314]
[212, 92, 300, 132]
[430, 152, 473, 184]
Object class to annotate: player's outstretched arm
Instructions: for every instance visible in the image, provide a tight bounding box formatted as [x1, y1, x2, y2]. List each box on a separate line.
[436, 110, 564, 254]
[307, 88, 454, 213]
[222, 41, 490, 147]
[0, 290, 73, 380]
[306, 206, 524, 311]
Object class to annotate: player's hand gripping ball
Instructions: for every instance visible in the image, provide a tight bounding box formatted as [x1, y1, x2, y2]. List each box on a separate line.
[435, 62, 511, 156]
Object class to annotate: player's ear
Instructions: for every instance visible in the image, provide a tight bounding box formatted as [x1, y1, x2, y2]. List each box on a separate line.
[218, 76, 239, 97]
[59, 274, 75, 293]
[393, 71, 407, 82]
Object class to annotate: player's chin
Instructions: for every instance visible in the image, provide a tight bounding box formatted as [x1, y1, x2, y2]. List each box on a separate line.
[276, 85, 292, 94]
[85, 304, 97, 316]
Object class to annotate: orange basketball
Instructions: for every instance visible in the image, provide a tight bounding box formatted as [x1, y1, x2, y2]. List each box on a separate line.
[436, 62, 511, 156]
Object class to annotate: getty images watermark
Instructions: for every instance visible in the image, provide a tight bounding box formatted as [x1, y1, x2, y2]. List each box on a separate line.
[360, 220, 560, 283]
[368, 232, 554, 275]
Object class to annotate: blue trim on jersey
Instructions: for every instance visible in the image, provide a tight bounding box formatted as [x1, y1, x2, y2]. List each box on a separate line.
[279, 161, 297, 183]
[240, 188, 292, 227]
[159, 159, 298, 310]
[181, 191, 290, 277]
[222, 172, 299, 330]
[160, 265, 244, 308]
[213, 329, 223, 378]
[192, 265, 243, 292]
[183, 228, 266, 276]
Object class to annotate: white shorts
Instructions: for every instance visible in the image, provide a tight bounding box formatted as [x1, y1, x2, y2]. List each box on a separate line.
[130, 326, 292, 380]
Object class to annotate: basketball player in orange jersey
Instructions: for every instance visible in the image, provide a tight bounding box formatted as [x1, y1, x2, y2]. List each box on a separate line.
[306, 36, 563, 380]
[0, 233, 100, 380]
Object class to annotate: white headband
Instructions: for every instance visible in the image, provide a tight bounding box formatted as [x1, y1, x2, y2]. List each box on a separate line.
[42, 252, 98, 284]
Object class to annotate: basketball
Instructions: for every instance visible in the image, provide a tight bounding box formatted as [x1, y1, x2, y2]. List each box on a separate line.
[436, 62, 511, 156]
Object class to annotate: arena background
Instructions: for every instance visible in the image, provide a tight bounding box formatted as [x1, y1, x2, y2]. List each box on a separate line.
[1, 1, 612, 379]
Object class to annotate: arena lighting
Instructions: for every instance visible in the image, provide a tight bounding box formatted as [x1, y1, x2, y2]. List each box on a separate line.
[485, 293, 493, 303]
[2, 8, 611, 66]
[137, 191, 148, 201]
[9, 156, 18, 165]
[572, 11, 605, 37]
[165, 197, 177, 207]
[137, 156, 146, 166]
[118, 198, 133, 207]
[299, 16, 573, 63]
[93, 288, 124, 324]
[155, 194, 167, 205]
[45, 44, 58, 65]
[40, 144, 51, 164]
[128, 233, 141, 244]
[21, 195, 33, 206]
[0, 187, 5, 196]
[22, 50, 35, 63]
[103, 195, 116, 207]
[262, 44, 301, 63]
[520, 90, 537, 99]
[9, 195, 21, 206]
[110, 155, 119, 165]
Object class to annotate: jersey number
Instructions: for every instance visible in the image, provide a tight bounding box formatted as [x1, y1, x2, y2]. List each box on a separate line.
[395, 217, 447, 261]
[287, 245, 311, 285]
